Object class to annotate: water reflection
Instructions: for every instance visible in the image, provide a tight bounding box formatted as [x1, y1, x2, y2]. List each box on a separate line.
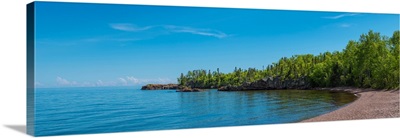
[178, 90, 356, 126]
[35, 88, 357, 136]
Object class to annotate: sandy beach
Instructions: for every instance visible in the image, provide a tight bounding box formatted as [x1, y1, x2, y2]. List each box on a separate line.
[302, 87, 400, 122]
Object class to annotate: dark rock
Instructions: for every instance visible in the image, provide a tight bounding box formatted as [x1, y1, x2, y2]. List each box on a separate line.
[218, 76, 311, 91]
[176, 86, 204, 92]
[141, 84, 178, 90]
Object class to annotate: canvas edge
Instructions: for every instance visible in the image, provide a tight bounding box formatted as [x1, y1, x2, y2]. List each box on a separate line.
[26, 1, 35, 136]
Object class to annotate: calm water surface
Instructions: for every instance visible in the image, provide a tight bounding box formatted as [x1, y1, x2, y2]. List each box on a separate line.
[35, 87, 357, 136]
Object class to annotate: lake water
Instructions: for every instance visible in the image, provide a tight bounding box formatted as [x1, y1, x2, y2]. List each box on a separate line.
[34, 87, 357, 136]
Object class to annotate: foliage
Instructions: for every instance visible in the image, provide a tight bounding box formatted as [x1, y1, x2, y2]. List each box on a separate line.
[178, 30, 400, 89]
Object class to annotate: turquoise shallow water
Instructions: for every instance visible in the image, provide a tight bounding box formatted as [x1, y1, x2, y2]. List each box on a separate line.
[34, 87, 356, 136]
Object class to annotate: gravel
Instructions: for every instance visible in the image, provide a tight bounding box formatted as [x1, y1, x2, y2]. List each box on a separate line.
[302, 88, 400, 122]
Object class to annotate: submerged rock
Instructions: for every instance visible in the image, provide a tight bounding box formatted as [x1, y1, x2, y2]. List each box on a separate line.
[141, 84, 178, 90]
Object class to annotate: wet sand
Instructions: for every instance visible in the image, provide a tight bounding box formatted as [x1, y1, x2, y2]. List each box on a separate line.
[302, 87, 399, 122]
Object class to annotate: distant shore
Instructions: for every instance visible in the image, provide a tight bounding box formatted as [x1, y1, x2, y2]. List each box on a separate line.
[302, 87, 399, 122]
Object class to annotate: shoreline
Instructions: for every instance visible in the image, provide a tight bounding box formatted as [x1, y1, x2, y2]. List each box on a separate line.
[302, 87, 400, 122]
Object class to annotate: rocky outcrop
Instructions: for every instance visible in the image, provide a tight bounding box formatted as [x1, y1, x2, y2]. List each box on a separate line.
[218, 76, 311, 91]
[141, 84, 178, 90]
[141, 84, 205, 92]
[176, 86, 204, 92]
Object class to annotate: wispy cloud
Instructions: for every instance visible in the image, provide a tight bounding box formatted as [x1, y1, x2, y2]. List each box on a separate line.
[118, 77, 128, 85]
[56, 77, 77, 86]
[323, 13, 358, 19]
[110, 23, 229, 38]
[110, 23, 153, 32]
[164, 25, 228, 38]
[126, 76, 141, 84]
[123, 76, 174, 85]
[35, 81, 44, 87]
[54, 76, 175, 87]
[96, 80, 118, 87]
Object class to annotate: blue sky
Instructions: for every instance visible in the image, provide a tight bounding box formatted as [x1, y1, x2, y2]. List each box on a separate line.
[34, 2, 399, 88]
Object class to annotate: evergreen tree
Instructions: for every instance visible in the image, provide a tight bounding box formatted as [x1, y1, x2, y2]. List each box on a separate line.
[177, 30, 399, 89]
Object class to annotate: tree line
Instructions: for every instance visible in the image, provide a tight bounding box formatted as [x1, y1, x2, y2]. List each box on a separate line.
[177, 30, 399, 89]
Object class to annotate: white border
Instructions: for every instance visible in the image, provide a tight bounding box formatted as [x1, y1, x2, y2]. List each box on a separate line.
[0, 0, 399, 138]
